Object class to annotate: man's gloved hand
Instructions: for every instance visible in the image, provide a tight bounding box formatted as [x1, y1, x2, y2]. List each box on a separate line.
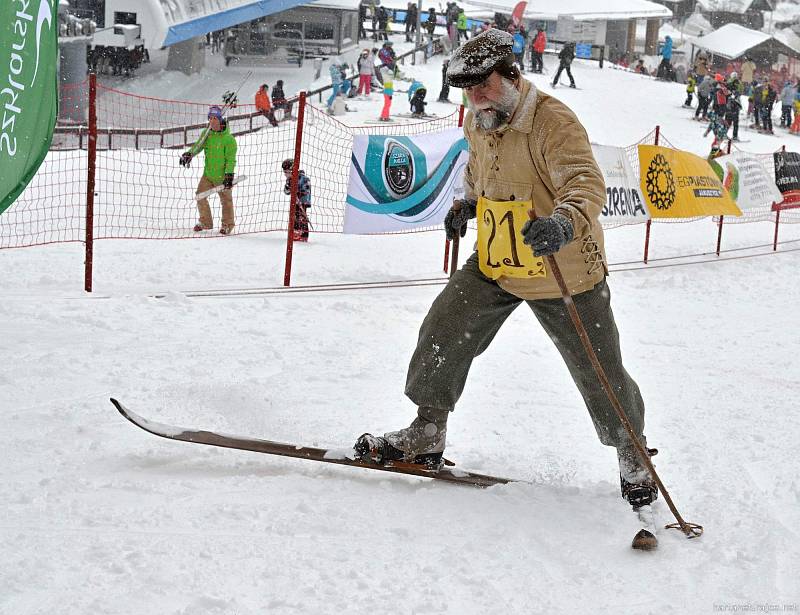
[179, 152, 192, 167]
[444, 199, 477, 241]
[521, 212, 574, 256]
[223, 173, 234, 189]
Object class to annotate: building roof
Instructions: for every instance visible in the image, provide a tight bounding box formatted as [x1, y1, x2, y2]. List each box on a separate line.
[463, 0, 672, 21]
[696, 0, 774, 12]
[691, 22, 800, 58]
[122, 0, 317, 48]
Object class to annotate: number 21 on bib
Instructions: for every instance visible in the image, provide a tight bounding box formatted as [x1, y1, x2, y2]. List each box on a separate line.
[477, 198, 546, 280]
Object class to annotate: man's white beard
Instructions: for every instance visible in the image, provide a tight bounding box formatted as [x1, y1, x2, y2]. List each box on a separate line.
[469, 79, 521, 132]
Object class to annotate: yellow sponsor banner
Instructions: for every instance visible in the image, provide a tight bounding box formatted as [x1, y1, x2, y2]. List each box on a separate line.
[476, 198, 546, 280]
[638, 145, 742, 217]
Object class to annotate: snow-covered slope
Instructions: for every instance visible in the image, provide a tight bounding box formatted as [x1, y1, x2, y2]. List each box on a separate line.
[2, 34, 799, 615]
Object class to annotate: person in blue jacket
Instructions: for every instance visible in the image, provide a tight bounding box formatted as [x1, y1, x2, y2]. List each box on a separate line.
[326, 60, 344, 113]
[656, 35, 674, 81]
[512, 28, 526, 73]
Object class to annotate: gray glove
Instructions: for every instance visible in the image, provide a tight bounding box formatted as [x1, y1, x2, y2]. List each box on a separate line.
[521, 212, 574, 256]
[444, 199, 477, 241]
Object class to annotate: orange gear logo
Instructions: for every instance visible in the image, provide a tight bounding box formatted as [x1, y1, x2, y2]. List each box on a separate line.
[645, 153, 676, 211]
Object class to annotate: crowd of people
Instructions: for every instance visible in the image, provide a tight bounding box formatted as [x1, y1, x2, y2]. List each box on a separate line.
[680, 53, 800, 156]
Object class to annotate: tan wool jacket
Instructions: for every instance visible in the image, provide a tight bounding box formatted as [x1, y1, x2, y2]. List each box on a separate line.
[463, 78, 607, 300]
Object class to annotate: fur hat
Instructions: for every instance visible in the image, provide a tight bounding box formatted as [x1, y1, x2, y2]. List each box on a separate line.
[446, 28, 518, 88]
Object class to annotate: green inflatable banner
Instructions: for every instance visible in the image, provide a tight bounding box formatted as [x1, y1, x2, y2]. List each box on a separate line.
[0, 0, 59, 216]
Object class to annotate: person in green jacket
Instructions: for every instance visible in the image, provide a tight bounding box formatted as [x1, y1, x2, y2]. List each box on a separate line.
[180, 105, 238, 235]
[456, 8, 468, 42]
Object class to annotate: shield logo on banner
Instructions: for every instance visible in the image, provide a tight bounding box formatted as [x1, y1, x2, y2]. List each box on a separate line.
[384, 140, 414, 198]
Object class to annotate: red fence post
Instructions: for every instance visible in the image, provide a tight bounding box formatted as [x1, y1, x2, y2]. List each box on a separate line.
[84, 73, 97, 293]
[283, 91, 308, 287]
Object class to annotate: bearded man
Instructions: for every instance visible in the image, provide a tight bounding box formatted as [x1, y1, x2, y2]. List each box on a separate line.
[354, 29, 658, 510]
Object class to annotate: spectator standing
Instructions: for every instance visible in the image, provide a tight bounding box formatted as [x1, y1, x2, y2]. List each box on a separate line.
[693, 50, 709, 80]
[358, 1, 368, 40]
[530, 25, 546, 73]
[377, 6, 389, 41]
[271, 80, 293, 119]
[656, 35, 673, 80]
[695, 75, 714, 120]
[512, 27, 525, 73]
[740, 57, 756, 90]
[255, 84, 279, 127]
[357, 48, 375, 96]
[758, 81, 777, 134]
[457, 8, 468, 42]
[780, 80, 796, 128]
[437, 58, 451, 102]
[405, 2, 418, 42]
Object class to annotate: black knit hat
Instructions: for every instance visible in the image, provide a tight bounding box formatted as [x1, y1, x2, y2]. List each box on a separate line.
[446, 28, 519, 88]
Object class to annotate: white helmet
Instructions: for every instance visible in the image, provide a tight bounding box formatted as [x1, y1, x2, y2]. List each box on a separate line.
[730, 71, 738, 79]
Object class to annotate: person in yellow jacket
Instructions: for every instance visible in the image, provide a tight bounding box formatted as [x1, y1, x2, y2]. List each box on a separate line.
[684, 72, 697, 108]
[354, 29, 658, 511]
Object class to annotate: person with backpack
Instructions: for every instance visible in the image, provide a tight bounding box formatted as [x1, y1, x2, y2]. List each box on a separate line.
[552, 42, 576, 88]
[725, 92, 742, 142]
[758, 81, 777, 134]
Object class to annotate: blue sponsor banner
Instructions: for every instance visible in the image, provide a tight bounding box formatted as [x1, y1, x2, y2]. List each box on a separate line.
[575, 43, 592, 59]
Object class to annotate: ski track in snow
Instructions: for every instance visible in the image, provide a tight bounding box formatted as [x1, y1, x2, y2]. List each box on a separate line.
[2, 39, 800, 615]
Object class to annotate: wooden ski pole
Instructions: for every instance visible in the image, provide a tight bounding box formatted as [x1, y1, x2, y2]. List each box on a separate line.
[529, 210, 702, 540]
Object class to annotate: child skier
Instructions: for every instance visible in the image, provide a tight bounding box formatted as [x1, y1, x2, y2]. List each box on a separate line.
[379, 67, 394, 121]
[703, 109, 729, 157]
[407, 79, 427, 117]
[282, 159, 312, 242]
[684, 73, 696, 108]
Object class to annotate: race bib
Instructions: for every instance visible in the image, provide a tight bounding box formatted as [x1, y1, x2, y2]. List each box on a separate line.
[477, 198, 546, 280]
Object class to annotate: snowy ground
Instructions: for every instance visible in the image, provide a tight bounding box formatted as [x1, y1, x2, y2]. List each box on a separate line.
[2, 35, 800, 615]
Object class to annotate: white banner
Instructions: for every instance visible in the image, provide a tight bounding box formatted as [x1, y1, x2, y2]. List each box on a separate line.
[344, 127, 469, 234]
[709, 152, 783, 212]
[592, 144, 650, 226]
